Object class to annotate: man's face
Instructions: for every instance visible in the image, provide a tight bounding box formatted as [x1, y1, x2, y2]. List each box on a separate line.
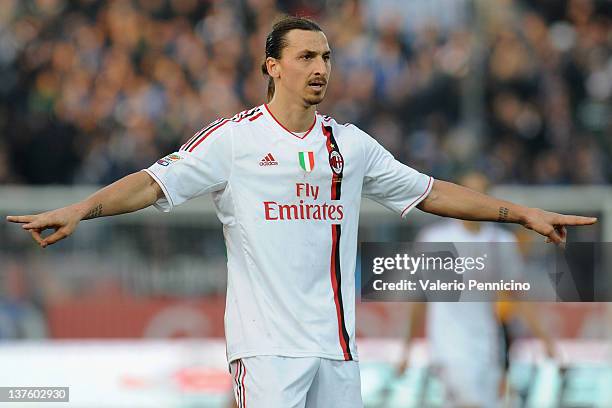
[268, 29, 331, 106]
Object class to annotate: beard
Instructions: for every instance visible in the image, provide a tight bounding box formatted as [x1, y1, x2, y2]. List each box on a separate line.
[303, 88, 326, 106]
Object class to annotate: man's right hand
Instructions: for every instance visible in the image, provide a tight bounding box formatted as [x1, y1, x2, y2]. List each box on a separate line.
[6, 204, 86, 248]
[6, 170, 164, 248]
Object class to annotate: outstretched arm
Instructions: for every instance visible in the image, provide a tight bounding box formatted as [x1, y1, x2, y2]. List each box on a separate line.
[417, 180, 597, 244]
[6, 170, 163, 248]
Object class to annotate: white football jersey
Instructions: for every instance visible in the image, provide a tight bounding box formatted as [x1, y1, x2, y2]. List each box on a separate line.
[145, 104, 433, 363]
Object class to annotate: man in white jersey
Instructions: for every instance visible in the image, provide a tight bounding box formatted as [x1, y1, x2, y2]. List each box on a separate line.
[7, 16, 596, 408]
[399, 172, 555, 408]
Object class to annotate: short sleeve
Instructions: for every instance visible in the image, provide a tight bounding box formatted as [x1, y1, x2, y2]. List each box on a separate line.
[358, 126, 433, 217]
[144, 120, 233, 212]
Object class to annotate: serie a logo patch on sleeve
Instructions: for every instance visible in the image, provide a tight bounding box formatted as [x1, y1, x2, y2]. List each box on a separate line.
[157, 154, 183, 167]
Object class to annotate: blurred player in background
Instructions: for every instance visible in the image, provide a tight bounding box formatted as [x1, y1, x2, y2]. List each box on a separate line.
[398, 171, 556, 408]
[7, 16, 596, 408]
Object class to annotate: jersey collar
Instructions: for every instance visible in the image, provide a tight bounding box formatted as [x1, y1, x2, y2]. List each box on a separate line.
[262, 104, 317, 140]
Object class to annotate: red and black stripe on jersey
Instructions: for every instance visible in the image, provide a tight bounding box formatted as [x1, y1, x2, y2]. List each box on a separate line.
[323, 123, 351, 360]
[330, 224, 352, 360]
[231, 106, 262, 123]
[181, 118, 224, 151]
[180, 107, 262, 152]
[323, 124, 343, 200]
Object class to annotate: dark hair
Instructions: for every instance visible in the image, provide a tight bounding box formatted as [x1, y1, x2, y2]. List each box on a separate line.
[261, 16, 322, 102]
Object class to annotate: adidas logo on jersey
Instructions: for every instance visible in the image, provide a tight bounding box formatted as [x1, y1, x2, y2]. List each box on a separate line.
[260, 153, 278, 166]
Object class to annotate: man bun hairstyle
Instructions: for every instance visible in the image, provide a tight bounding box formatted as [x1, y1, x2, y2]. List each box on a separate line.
[261, 16, 322, 102]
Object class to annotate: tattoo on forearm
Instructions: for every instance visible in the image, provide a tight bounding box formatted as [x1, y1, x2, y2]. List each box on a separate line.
[498, 207, 509, 222]
[84, 204, 103, 220]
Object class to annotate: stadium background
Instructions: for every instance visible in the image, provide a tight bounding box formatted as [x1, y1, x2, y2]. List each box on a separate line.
[0, 0, 610, 406]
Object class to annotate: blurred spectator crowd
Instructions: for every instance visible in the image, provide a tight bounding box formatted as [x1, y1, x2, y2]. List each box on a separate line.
[0, 0, 609, 185]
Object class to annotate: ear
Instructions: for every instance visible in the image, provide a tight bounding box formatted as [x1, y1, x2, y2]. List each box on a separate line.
[266, 57, 281, 79]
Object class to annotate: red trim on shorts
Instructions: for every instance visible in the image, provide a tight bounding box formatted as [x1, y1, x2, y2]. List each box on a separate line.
[233, 361, 241, 408]
[240, 360, 247, 408]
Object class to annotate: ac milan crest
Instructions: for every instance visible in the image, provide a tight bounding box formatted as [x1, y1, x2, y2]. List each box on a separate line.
[329, 150, 344, 175]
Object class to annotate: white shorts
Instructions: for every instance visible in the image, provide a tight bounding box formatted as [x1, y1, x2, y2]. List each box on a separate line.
[229, 356, 363, 408]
